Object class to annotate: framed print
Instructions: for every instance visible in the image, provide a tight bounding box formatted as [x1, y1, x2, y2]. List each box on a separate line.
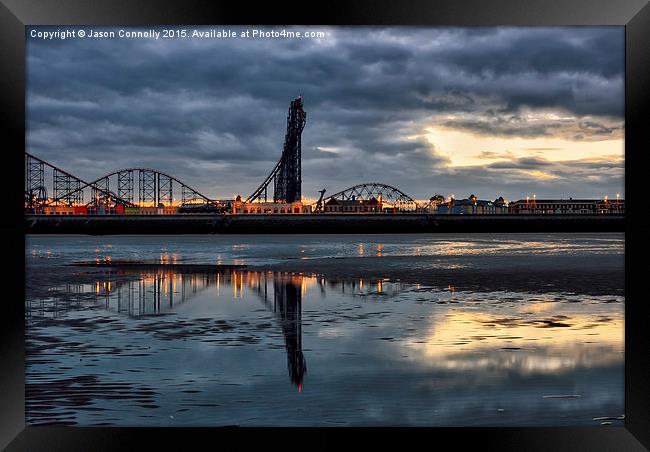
[1, 0, 649, 450]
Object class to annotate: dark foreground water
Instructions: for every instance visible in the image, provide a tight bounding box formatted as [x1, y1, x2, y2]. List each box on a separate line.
[25, 233, 624, 426]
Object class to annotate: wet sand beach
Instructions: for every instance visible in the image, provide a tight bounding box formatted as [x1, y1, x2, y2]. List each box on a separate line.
[25, 233, 624, 426]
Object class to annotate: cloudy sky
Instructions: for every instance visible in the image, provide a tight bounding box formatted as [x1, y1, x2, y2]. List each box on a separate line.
[27, 26, 624, 202]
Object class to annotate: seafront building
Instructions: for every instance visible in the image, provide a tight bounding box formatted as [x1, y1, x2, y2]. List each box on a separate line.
[32, 195, 625, 216]
[323, 197, 383, 213]
[508, 198, 625, 214]
[436, 195, 509, 215]
[231, 195, 312, 214]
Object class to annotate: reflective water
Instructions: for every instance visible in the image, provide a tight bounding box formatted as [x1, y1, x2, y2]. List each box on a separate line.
[25, 234, 624, 426]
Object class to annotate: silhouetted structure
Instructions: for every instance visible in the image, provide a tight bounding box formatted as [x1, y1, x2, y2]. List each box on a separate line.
[321, 182, 418, 212]
[247, 97, 307, 203]
[24, 152, 225, 211]
[272, 276, 307, 388]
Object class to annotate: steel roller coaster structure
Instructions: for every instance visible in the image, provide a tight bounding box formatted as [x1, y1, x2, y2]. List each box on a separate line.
[25, 97, 422, 213]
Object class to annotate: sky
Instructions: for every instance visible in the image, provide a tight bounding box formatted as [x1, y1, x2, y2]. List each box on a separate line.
[26, 26, 624, 202]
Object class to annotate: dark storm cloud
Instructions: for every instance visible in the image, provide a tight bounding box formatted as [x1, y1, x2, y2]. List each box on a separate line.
[440, 28, 623, 78]
[487, 157, 551, 170]
[474, 151, 517, 160]
[26, 26, 624, 199]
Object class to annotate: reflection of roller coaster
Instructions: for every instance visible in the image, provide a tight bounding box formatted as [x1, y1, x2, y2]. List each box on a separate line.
[29, 267, 402, 388]
[31, 268, 308, 388]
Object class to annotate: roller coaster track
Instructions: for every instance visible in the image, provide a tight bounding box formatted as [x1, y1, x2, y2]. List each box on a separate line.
[55, 168, 221, 207]
[323, 182, 420, 211]
[25, 152, 223, 209]
[246, 159, 282, 203]
[25, 152, 135, 207]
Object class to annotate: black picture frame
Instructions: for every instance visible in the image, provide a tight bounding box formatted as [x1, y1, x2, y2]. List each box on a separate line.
[1, 0, 648, 450]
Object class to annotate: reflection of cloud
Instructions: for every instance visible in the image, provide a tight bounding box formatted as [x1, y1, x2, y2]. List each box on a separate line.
[522, 301, 556, 313]
[405, 307, 623, 374]
[417, 348, 622, 373]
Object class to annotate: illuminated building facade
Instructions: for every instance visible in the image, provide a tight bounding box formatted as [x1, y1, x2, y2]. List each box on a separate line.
[508, 198, 625, 214]
[437, 195, 508, 214]
[42, 206, 75, 215]
[323, 197, 382, 213]
[232, 195, 311, 214]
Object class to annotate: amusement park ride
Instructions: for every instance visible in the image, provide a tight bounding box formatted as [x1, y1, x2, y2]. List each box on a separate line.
[25, 97, 422, 214]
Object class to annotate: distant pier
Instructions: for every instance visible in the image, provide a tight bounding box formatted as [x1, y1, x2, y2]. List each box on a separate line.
[25, 214, 625, 234]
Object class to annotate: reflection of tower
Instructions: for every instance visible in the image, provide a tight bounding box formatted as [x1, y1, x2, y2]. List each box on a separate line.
[273, 275, 307, 389]
[88, 268, 308, 389]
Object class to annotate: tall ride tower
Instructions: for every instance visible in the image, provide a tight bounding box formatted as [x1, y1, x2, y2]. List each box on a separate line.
[247, 97, 307, 204]
[274, 97, 306, 203]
